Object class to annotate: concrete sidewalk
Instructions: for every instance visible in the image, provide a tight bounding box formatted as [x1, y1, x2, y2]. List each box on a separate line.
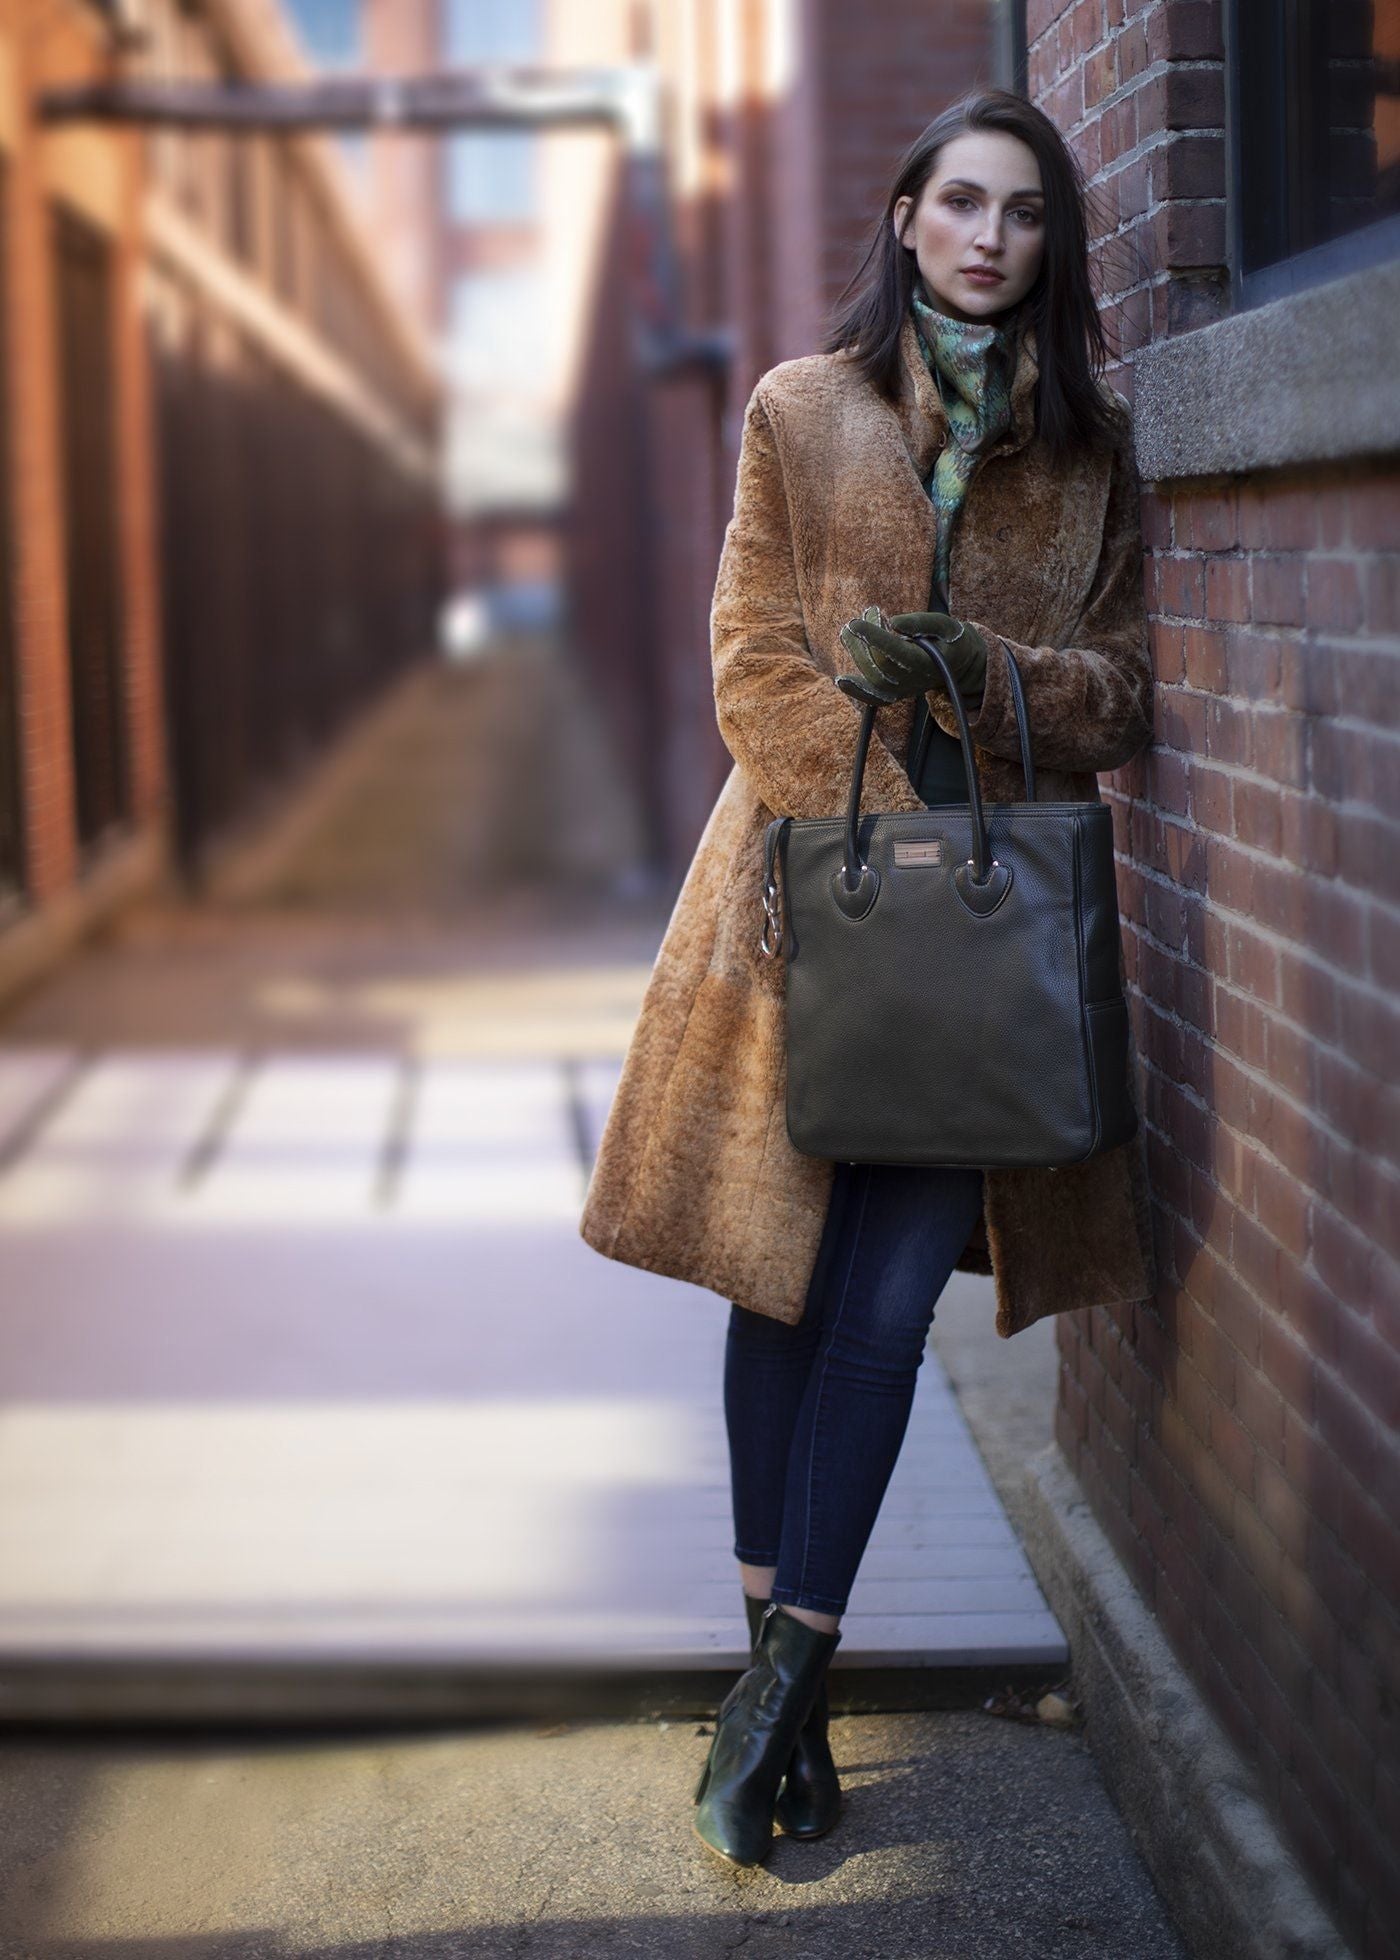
[0, 1705, 1188, 1958]
[0, 645, 1198, 1954]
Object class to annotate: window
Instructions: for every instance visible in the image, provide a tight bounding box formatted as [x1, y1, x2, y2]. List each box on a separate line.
[1227, 0, 1400, 304]
[447, 266, 551, 388]
[446, 129, 536, 223]
[284, 0, 360, 67]
[52, 205, 129, 855]
[444, 0, 539, 64]
[443, 0, 541, 222]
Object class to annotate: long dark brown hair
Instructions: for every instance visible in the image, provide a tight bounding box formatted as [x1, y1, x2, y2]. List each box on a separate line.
[823, 89, 1123, 465]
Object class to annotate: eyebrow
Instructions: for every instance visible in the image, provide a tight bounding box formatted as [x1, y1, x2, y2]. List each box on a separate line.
[939, 178, 1044, 199]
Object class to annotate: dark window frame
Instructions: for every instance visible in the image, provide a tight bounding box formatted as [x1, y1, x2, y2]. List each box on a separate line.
[1225, 0, 1400, 309]
[52, 199, 131, 859]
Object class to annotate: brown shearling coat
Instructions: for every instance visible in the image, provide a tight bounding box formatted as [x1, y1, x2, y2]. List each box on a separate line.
[578, 307, 1158, 1339]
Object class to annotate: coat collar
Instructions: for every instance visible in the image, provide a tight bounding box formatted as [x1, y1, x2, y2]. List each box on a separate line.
[892, 299, 1039, 482]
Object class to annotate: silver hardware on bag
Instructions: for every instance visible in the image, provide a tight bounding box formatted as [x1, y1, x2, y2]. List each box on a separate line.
[760, 877, 782, 957]
[760, 814, 791, 957]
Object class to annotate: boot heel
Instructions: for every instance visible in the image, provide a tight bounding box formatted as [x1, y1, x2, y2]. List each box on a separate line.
[742, 1591, 842, 1839]
[692, 1602, 842, 1867]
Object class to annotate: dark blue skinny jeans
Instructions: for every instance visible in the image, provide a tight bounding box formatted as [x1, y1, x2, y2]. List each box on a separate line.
[724, 1157, 985, 1617]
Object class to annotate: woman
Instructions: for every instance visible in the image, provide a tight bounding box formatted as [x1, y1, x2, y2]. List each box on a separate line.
[578, 89, 1157, 1866]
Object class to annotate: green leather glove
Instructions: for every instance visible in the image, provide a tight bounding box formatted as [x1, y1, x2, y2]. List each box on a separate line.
[836, 605, 988, 706]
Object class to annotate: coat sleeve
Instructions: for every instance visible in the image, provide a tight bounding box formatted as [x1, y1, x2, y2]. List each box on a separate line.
[955, 411, 1154, 775]
[711, 380, 927, 820]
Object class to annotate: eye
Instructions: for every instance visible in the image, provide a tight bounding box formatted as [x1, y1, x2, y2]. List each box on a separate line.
[945, 194, 1042, 223]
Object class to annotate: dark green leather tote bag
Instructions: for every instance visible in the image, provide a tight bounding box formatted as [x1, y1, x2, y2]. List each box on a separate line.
[758, 634, 1138, 1169]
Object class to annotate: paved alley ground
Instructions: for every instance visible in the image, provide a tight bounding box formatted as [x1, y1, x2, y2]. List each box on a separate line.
[0, 1707, 1188, 1958]
[0, 638, 1191, 1955]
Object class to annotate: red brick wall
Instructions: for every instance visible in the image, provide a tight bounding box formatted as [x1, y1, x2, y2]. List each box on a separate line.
[809, 0, 993, 328]
[1032, 3, 1400, 1951]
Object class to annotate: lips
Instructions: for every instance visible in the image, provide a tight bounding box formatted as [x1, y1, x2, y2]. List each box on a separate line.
[962, 267, 1004, 282]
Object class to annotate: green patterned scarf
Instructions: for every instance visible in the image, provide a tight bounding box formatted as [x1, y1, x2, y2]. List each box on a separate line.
[910, 276, 1018, 602]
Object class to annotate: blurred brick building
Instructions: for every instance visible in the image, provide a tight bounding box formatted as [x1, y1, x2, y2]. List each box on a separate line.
[562, 0, 1026, 876]
[0, 0, 166, 1006]
[0, 0, 442, 1010]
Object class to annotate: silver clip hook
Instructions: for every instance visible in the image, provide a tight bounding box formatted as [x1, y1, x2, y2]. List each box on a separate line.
[760, 877, 783, 957]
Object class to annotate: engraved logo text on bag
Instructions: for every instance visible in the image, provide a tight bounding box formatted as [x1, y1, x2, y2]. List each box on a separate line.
[893, 840, 945, 866]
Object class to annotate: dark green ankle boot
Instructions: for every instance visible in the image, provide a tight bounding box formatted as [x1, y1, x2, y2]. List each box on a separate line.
[692, 1601, 842, 1867]
[741, 1592, 842, 1838]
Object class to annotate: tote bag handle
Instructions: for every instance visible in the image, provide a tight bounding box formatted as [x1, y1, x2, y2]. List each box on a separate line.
[906, 642, 1037, 816]
[760, 620, 1038, 957]
[907, 577, 1037, 808]
[836, 632, 1035, 909]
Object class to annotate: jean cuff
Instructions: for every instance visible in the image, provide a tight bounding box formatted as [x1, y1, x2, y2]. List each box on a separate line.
[769, 1582, 848, 1615]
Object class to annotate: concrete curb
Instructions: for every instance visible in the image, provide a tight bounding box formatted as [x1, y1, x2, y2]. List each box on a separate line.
[1020, 1443, 1353, 1960]
[0, 1657, 1064, 1728]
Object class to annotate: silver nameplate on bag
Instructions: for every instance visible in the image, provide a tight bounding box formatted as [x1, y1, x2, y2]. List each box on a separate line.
[893, 840, 944, 866]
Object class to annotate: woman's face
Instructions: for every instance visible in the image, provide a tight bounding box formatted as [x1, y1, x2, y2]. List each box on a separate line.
[892, 130, 1045, 323]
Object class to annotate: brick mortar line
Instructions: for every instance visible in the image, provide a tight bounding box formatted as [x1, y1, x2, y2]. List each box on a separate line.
[1097, 129, 1179, 171]
[1135, 1061, 1393, 1218]
[1113, 1246, 1396, 1568]
[1082, 120, 1207, 182]
[1136, 1235, 1395, 1591]
[1150, 720, 1400, 757]
[1134, 1025, 1393, 1173]
[1133, 962, 1400, 1070]
[1062, 58, 1224, 131]
[1126, 904, 1395, 1009]
[1134, 791, 1400, 843]
[1145, 697, 1396, 740]
[1123, 1197, 1389, 1531]
[1140, 1215, 1392, 1486]
[1151, 552, 1400, 570]
[1091, 1457, 1382, 1825]
[1146, 754, 1396, 795]
[1132, 992, 1398, 1121]
[1145, 627, 1396, 650]
[1124, 879, 1396, 973]
[1123, 805, 1397, 876]
[1139, 1108, 1393, 1297]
